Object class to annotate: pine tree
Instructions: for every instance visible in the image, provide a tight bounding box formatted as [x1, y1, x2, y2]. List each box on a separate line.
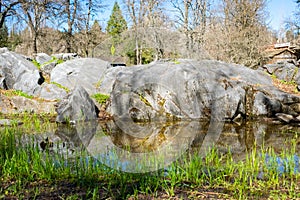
[106, 2, 127, 44]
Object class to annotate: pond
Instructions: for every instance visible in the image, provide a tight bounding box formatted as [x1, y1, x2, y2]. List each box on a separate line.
[16, 118, 300, 173]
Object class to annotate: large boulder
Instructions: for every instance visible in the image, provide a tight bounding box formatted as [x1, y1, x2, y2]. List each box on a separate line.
[51, 58, 109, 95]
[0, 48, 42, 95]
[55, 85, 99, 123]
[108, 59, 300, 122]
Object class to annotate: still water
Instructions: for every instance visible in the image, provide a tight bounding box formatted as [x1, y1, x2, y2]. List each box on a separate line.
[21, 119, 300, 173]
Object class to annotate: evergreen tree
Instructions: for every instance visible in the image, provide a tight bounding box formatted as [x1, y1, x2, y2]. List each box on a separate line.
[0, 24, 8, 47]
[106, 2, 127, 44]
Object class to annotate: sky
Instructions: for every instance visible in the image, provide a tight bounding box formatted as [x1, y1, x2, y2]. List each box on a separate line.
[100, 0, 298, 32]
[267, 0, 298, 31]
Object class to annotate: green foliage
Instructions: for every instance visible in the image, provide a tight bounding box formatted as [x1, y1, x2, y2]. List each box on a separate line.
[32, 56, 64, 70]
[91, 93, 110, 104]
[0, 24, 9, 48]
[106, 2, 127, 44]
[2, 90, 33, 99]
[142, 48, 155, 64]
[7, 31, 21, 51]
[51, 82, 70, 93]
[111, 44, 116, 56]
[32, 59, 41, 69]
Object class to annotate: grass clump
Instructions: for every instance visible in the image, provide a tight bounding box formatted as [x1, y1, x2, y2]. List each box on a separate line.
[51, 82, 70, 93]
[32, 56, 64, 70]
[1, 89, 33, 99]
[91, 93, 110, 104]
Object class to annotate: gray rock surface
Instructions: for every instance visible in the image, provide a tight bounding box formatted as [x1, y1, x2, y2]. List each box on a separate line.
[0, 48, 42, 95]
[52, 53, 78, 61]
[0, 95, 56, 114]
[260, 62, 300, 86]
[55, 85, 99, 123]
[108, 60, 300, 122]
[98, 66, 125, 95]
[51, 58, 109, 95]
[36, 53, 52, 65]
[38, 83, 67, 100]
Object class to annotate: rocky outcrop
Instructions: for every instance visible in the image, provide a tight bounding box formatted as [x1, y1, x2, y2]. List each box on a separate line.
[55, 85, 99, 123]
[51, 58, 109, 95]
[0, 48, 42, 95]
[259, 62, 300, 91]
[108, 59, 300, 122]
[0, 48, 68, 101]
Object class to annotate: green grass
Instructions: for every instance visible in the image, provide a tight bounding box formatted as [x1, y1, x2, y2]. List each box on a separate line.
[2, 89, 34, 99]
[32, 56, 64, 70]
[91, 93, 110, 104]
[0, 123, 299, 199]
[51, 82, 70, 93]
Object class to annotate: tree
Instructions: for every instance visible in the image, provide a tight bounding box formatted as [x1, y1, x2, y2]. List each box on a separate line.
[170, 0, 211, 59]
[123, 0, 169, 64]
[50, 0, 104, 55]
[0, 23, 8, 47]
[18, 0, 52, 54]
[0, 0, 20, 29]
[217, 0, 270, 68]
[106, 1, 127, 44]
[285, 0, 300, 44]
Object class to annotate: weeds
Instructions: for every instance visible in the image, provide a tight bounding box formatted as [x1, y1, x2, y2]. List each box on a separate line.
[91, 93, 110, 104]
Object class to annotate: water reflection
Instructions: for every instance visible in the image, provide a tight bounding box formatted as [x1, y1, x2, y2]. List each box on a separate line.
[40, 119, 300, 173]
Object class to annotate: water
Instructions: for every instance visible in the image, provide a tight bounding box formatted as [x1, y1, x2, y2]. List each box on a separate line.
[19, 119, 300, 173]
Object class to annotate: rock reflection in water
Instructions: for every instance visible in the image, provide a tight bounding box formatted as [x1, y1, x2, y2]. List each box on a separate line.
[52, 119, 300, 173]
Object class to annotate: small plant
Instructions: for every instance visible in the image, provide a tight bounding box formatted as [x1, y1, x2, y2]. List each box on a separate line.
[31, 56, 64, 70]
[91, 93, 110, 104]
[32, 59, 41, 69]
[2, 89, 33, 99]
[51, 82, 70, 93]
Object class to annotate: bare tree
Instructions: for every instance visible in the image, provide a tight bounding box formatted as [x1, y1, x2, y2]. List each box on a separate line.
[50, 0, 104, 55]
[76, 0, 105, 57]
[217, 0, 270, 67]
[0, 0, 20, 29]
[171, 0, 211, 59]
[18, 0, 52, 54]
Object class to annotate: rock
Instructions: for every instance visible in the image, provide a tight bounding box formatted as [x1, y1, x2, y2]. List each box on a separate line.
[55, 85, 99, 123]
[275, 113, 295, 123]
[98, 66, 125, 95]
[0, 95, 56, 114]
[38, 83, 67, 100]
[40, 62, 56, 76]
[51, 58, 109, 95]
[0, 48, 42, 95]
[108, 60, 300, 122]
[52, 53, 78, 61]
[35, 53, 52, 65]
[0, 119, 23, 126]
[260, 62, 298, 83]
